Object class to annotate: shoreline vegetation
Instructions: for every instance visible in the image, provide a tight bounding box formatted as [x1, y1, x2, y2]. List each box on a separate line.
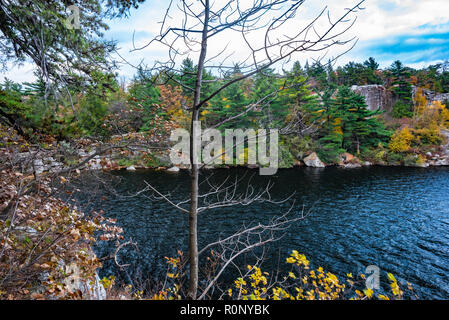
[4, 59, 449, 176]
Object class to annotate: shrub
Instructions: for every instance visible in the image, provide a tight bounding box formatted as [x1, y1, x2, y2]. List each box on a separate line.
[374, 150, 387, 163]
[152, 251, 413, 300]
[404, 154, 418, 166]
[288, 136, 317, 160]
[388, 127, 414, 153]
[392, 101, 413, 119]
[279, 144, 295, 168]
[413, 127, 443, 146]
[386, 151, 405, 165]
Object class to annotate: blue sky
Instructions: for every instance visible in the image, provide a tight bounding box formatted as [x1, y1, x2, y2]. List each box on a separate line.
[3, 0, 449, 83]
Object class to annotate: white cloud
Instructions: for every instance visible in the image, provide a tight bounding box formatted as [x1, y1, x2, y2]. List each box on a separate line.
[1, 62, 36, 83]
[3, 0, 449, 83]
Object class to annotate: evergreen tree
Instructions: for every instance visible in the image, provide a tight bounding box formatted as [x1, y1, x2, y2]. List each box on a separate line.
[389, 60, 413, 118]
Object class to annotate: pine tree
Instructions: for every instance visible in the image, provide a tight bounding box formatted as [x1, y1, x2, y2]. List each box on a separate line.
[389, 60, 413, 118]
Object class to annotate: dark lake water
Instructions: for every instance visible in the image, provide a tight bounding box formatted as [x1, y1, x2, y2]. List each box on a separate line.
[75, 167, 449, 299]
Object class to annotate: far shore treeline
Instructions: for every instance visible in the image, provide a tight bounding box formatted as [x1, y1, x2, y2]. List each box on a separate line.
[2, 58, 449, 167]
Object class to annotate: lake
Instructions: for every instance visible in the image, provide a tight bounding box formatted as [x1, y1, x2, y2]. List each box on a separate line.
[76, 167, 449, 299]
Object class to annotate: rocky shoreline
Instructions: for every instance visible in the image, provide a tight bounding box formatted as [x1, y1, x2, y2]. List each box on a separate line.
[12, 128, 449, 175]
[21, 146, 449, 176]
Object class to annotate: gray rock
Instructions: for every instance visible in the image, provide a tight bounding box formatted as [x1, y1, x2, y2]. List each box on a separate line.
[342, 163, 362, 169]
[415, 162, 430, 168]
[33, 159, 45, 174]
[126, 165, 136, 171]
[303, 152, 325, 168]
[435, 158, 449, 166]
[351, 85, 393, 112]
[167, 166, 180, 173]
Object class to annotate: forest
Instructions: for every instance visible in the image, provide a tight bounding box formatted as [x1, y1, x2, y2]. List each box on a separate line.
[2, 57, 449, 168]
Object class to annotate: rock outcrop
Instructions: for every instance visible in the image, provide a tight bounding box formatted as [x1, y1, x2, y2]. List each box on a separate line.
[412, 86, 449, 105]
[351, 85, 393, 112]
[351, 85, 449, 115]
[303, 152, 325, 168]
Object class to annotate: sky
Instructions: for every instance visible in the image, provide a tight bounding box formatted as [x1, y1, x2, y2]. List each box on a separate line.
[2, 0, 449, 83]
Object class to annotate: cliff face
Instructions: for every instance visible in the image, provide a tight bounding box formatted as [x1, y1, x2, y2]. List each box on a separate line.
[351, 85, 393, 113]
[412, 87, 449, 105]
[351, 85, 449, 114]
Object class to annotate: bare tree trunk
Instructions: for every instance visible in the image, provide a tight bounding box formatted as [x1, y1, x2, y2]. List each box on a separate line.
[132, 0, 364, 300]
[187, 0, 209, 300]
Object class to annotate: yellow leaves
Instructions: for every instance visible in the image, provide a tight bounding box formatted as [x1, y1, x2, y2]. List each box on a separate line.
[286, 257, 296, 264]
[224, 104, 231, 109]
[100, 275, 115, 289]
[363, 288, 373, 298]
[235, 277, 247, 288]
[387, 273, 403, 298]
[387, 273, 396, 282]
[414, 87, 427, 117]
[414, 98, 449, 130]
[229, 251, 409, 301]
[306, 290, 315, 300]
[377, 294, 390, 300]
[165, 256, 180, 268]
[151, 291, 168, 300]
[389, 127, 414, 153]
[287, 250, 310, 269]
[325, 272, 338, 285]
[332, 117, 343, 136]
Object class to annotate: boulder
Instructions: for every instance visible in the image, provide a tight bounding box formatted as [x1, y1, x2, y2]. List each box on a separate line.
[434, 158, 449, 166]
[415, 162, 430, 168]
[63, 262, 106, 300]
[340, 152, 355, 162]
[303, 152, 325, 168]
[293, 159, 303, 167]
[342, 162, 362, 169]
[167, 166, 180, 173]
[126, 165, 136, 171]
[33, 159, 45, 175]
